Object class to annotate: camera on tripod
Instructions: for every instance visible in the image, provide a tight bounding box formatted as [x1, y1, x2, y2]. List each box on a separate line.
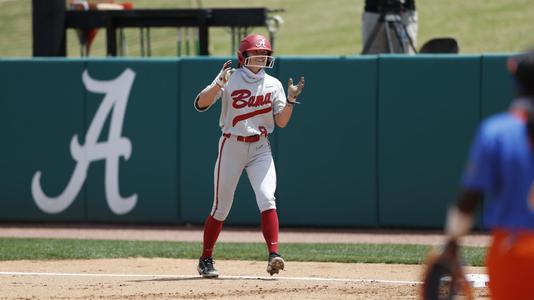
[361, 0, 417, 54]
[377, 0, 405, 14]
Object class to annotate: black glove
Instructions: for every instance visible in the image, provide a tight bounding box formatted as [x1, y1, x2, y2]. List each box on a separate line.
[420, 238, 473, 300]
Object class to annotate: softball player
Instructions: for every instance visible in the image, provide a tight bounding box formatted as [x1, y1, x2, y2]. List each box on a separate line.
[444, 52, 534, 299]
[193, 34, 305, 278]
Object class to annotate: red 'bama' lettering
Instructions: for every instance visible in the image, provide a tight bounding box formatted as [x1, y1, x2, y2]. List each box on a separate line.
[231, 89, 251, 108]
[231, 90, 272, 109]
[230, 89, 274, 126]
[250, 93, 271, 107]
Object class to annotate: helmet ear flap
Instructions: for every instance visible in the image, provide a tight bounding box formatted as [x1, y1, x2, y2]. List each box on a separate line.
[237, 51, 245, 67]
[237, 50, 248, 67]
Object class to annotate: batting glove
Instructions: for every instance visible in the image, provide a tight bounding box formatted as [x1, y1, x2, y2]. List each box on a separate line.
[287, 76, 305, 104]
[214, 60, 235, 88]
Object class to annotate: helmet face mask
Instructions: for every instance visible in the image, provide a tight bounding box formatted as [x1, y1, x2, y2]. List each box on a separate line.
[238, 34, 274, 68]
[243, 55, 275, 69]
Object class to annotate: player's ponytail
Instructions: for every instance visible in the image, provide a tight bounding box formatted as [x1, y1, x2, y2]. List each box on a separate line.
[528, 114, 534, 143]
[511, 51, 534, 142]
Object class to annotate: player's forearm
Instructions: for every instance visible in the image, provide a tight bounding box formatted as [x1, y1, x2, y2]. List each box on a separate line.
[445, 189, 482, 238]
[197, 84, 221, 109]
[275, 104, 293, 128]
[278, 76, 304, 127]
[455, 189, 482, 214]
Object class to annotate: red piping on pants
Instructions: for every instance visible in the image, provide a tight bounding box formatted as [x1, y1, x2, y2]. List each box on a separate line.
[212, 137, 227, 216]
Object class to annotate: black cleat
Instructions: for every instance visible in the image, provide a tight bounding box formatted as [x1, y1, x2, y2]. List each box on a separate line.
[197, 257, 219, 278]
[266, 252, 285, 276]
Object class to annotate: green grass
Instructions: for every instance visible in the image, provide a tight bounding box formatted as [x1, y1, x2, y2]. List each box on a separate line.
[0, 0, 533, 57]
[0, 238, 487, 266]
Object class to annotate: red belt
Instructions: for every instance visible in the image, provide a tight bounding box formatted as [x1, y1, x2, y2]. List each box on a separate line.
[223, 133, 262, 143]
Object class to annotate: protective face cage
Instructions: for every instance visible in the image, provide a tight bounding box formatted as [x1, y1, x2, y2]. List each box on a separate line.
[243, 55, 275, 68]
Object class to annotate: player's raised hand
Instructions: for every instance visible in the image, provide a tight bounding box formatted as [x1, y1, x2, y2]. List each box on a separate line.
[215, 60, 235, 88]
[287, 76, 305, 102]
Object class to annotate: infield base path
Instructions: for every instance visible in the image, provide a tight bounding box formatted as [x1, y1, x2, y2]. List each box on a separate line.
[0, 258, 489, 299]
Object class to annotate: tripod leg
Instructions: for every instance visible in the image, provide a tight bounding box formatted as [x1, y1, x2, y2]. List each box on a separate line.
[362, 14, 384, 54]
[384, 22, 396, 54]
[401, 23, 417, 54]
[389, 22, 406, 53]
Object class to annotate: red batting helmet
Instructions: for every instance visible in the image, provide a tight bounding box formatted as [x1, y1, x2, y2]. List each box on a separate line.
[237, 34, 274, 68]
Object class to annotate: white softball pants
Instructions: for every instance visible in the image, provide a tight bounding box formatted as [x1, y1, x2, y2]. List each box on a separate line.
[210, 135, 277, 221]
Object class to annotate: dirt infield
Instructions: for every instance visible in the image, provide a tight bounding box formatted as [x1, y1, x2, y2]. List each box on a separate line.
[0, 225, 491, 299]
[0, 258, 489, 300]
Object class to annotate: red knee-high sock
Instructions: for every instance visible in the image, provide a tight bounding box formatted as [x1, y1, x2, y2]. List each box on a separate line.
[261, 209, 279, 254]
[201, 215, 224, 259]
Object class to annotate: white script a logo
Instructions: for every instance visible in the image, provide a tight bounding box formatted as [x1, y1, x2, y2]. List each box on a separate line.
[255, 38, 267, 48]
[31, 69, 137, 215]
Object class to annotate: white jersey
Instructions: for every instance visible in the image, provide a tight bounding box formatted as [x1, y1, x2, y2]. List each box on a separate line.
[195, 67, 287, 136]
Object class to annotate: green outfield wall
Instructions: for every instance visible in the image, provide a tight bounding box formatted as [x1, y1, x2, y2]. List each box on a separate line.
[0, 55, 514, 228]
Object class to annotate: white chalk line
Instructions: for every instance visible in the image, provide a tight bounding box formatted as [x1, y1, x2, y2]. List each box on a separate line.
[0, 271, 489, 288]
[0, 271, 419, 285]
